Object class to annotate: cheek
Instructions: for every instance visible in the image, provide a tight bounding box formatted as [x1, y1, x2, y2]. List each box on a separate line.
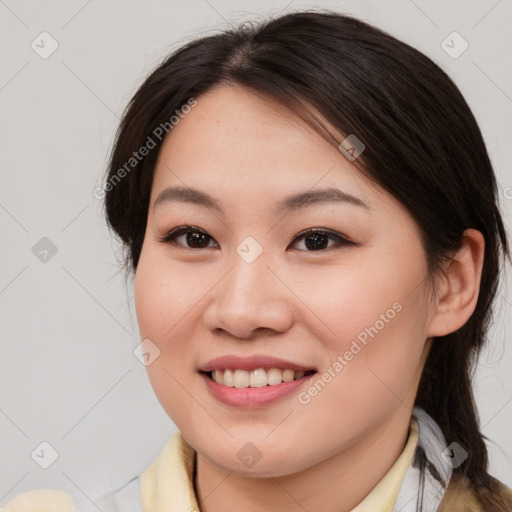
[134, 252, 196, 364]
[327, 240, 428, 343]
[134, 251, 205, 427]
[290, 257, 419, 352]
[292, 248, 430, 405]
[134, 248, 206, 341]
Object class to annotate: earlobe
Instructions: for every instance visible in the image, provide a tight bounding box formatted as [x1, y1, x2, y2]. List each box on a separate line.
[428, 229, 485, 337]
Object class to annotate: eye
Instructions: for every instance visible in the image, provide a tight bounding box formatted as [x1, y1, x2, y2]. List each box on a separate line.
[157, 224, 218, 249]
[158, 225, 355, 251]
[290, 228, 355, 251]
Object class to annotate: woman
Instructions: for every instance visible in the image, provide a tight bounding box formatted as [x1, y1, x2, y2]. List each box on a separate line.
[4, 9, 511, 512]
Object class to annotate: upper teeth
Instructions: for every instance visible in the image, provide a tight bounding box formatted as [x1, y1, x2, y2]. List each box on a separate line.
[212, 368, 307, 388]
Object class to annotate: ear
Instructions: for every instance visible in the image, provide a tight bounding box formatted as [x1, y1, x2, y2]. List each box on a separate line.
[428, 229, 485, 337]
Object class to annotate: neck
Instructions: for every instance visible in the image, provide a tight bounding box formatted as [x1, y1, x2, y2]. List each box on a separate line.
[194, 405, 413, 512]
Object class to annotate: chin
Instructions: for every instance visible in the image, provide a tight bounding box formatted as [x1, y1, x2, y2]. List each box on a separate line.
[208, 449, 307, 477]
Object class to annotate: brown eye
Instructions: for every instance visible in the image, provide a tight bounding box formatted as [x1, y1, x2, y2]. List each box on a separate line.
[158, 225, 218, 249]
[290, 228, 354, 251]
[183, 230, 212, 248]
[303, 232, 330, 250]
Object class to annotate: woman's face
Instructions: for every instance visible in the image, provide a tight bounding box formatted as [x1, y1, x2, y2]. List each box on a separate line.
[135, 84, 437, 476]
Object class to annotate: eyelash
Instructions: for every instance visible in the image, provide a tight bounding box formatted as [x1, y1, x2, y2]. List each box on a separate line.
[157, 224, 355, 251]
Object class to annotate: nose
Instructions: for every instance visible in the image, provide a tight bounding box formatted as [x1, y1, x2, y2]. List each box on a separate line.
[202, 248, 295, 340]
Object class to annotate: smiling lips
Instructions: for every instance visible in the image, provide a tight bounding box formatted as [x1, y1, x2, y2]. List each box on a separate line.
[199, 355, 316, 394]
[210, 368, 312, 388]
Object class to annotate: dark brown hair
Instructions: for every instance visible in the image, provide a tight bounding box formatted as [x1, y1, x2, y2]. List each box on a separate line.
[103, 10, 510, 509]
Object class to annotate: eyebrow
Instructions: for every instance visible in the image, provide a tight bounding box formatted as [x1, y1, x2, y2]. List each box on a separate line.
[153, 186, 369, 214]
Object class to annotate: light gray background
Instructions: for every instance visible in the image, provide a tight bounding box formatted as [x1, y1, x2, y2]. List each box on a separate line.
[1, 0, 511, 510]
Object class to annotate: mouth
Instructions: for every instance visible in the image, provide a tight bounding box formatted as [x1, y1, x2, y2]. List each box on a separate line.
[201, 368, 317, 388]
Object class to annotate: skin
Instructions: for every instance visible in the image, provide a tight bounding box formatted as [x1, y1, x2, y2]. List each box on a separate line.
[134, 84, 485, 512]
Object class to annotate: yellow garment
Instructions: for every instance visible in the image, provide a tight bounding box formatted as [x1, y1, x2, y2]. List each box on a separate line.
[140, 429, 200, 512]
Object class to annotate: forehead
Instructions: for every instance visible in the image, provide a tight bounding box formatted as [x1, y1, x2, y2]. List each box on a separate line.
[148, 85, 399, 219]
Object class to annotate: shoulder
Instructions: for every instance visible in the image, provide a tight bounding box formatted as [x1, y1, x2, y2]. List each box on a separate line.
[439, 474, 512, 511]
[1, 477, 142, 512]
[0, 489, 75, 512]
